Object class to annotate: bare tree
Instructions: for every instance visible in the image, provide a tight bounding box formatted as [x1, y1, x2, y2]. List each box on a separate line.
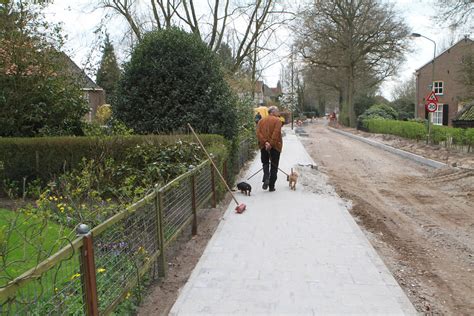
[391, 76, 416, 120]
[93, 0, 294, 73]
[296, 0, 409, 127]
[97, 0, 144, 40]
[435, 0, 473, 29]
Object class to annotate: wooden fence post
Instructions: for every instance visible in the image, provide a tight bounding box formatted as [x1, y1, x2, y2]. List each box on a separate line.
[156, 190, 167, 278]
[191, 173, 197, 236]
[210, 165, 217, 208]
[77, 224, 99, 316]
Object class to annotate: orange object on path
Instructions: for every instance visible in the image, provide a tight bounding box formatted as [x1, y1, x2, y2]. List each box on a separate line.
[187, 123, 246, 214]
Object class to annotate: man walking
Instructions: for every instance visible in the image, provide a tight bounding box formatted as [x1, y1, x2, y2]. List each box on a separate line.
[256, 106, 282, 192]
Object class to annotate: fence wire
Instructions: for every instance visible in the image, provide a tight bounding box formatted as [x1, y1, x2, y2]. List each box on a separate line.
[2, 139, 254, 315]
[161, 177, 193, 242]
[0, 243, 84, 315]
[93, 196, 158, 314]
[196, 163, 212, 208]
[238, 139, 251, 171]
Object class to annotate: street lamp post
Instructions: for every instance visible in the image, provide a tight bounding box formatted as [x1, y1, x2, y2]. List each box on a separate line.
[411, 32, 436, 143]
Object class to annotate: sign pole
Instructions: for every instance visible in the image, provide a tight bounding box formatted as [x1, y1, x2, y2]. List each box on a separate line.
[428, 43, 436, 144]
[425, 91, 438, 144]
[427, 111, 432, 144]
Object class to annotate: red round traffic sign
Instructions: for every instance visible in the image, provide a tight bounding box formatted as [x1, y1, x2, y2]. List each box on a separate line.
[425, 102, 437, 112]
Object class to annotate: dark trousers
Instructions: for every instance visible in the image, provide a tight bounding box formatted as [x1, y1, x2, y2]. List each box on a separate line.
[261, 148, 280, 187]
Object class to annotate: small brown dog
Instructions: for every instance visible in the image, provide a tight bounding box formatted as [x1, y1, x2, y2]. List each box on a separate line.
[288, 168, 298, 190]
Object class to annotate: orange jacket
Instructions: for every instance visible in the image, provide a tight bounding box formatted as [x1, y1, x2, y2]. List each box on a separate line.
[256, 115, 283, 152]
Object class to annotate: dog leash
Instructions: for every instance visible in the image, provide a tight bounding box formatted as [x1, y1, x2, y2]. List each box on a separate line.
[246, 149, 289, 180]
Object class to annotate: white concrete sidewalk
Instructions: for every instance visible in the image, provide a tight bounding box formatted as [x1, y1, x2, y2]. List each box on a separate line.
[170, 129, 416, 315]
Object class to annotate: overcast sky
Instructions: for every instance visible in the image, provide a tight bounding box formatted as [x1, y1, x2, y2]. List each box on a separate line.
[44, 0, 472, 101]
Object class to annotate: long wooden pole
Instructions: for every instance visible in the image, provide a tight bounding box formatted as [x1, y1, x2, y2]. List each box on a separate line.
[187, 124, 240, 206]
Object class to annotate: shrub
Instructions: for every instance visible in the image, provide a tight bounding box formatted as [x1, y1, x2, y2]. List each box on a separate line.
[82, 118, 134, 137]
[431, 125, 448, 144]
[114, 28, 238, 139]
[235, 97, 256, 140]
[364, 119, 426, 140]
[95, 104, 113, 124]
[431, 125, 468, 145]
[364, 119, 473, 147]
[0, 134, 227, 196]
[466, 128, 474, 148]
[358, 104, 398, 129]
[338, 109, 350, 126]
[0, 2, 88, 137]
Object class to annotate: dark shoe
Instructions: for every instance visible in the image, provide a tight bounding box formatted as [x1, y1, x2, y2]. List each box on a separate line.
[262, 179, 269, 190]
[269, 186, 275, 192]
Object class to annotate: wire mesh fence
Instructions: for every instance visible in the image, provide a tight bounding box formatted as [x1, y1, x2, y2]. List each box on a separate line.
[161, 174, 193, 244]
[231, 138, 256, 178]
[195, 163, 213, 209]
[93, 193, 159, 315]
[237, 138, 252, 171]
[0, 238, 85, 315]
[0, 139, 253, 315]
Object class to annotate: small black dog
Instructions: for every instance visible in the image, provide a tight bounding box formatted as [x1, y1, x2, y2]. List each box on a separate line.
[236, 182, 252, 196]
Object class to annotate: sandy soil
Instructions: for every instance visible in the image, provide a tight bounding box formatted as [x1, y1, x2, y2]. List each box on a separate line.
[301, 121, 474, 315]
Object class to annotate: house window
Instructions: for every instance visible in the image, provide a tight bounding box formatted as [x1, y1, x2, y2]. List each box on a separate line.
[432, 104, 443, 125]
[433, 81, 443, 95]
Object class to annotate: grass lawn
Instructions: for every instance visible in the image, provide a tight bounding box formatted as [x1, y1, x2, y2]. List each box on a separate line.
[0, 208, 73, 286]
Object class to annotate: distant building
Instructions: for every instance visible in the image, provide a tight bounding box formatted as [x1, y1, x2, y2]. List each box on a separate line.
[452, 101, 474, 128]
[253, 80, 282, 106]
[415, 37, 473, 126]
[254, 80, 264, 105]
[59, 52, 106, 122]
[263, 81, 282, 104]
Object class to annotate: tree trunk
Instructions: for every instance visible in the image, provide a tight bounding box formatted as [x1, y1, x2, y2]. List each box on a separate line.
[338, 87, 344, 111]
[348, 65, 356, 127]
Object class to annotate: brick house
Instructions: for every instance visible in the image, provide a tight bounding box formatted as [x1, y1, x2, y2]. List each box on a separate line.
[253, 80, 283, 106]
[59, 52, 106, 122]
[415, 37, 473, 126]
[254, 80, 264, 105]
[263, 81, 282, 104]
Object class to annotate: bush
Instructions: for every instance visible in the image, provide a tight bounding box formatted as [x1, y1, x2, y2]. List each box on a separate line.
[23, 139, 225, 226]
[357, 104, 398, 129]
[466, 128, 474, 148]
[0, 134, 227, 196]
[114, 28, 238, 139]
[364, 119, 473, 146]
[0, 2, 88, 137]
[338, 109, 350, 126]
[432, 125, 468, 145]
[82, 118, 134, 137]
[235, 97, 256, 140]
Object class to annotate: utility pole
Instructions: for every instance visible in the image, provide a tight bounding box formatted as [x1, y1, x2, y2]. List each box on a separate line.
[411, 33, 437, 144]
[290, 45, 295, 130]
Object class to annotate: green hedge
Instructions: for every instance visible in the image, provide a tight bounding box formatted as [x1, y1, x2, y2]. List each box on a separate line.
[0, 134, 227, 190]
[363, 119, 474, 146]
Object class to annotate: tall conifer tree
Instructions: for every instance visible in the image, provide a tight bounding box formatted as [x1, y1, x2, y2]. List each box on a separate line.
[96, 34, 121, 104]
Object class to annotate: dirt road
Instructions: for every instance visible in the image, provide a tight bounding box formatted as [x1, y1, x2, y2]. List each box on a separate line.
[301, 121, 474, 315]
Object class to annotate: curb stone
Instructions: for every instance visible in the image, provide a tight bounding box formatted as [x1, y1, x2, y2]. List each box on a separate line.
[328, 127, 447, 169]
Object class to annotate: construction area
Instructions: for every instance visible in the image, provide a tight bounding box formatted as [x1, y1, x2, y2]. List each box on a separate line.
[302, 121, 474, 315]
[139, 119, 473, 315]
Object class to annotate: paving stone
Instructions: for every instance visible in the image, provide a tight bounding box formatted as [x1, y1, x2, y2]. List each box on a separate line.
[170, 129, 416, 315]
